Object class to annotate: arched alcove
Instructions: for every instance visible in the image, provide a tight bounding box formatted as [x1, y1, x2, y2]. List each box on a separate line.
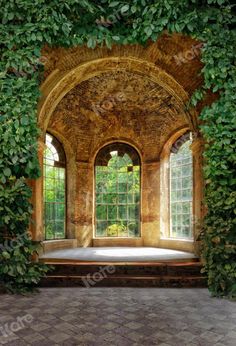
[34, 36, 204, 252]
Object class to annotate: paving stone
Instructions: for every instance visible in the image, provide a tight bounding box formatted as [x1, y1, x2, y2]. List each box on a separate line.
[103, 322, 120, 330]
[23, 332, 46, 344]
[30, 322, 51, 332]
[125, 321, 143, 330]
[0, 287, 235, 346]
[48, 332, 71, 343]
[199, 330, 224, 343]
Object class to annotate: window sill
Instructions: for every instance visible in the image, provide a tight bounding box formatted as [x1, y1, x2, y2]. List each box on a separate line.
[42, 239, 77, 253]
[43, 239, 67, 242]
[93, 237, 143, 247]
[94, 237, 142, 239]
[160, 237, 193, 242]
[159, 237, 194, 253]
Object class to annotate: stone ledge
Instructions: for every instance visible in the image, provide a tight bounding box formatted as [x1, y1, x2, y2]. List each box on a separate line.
[159, 238, 194, 253]
[93, 237, 143, 247]
[43, 239, 77, 254]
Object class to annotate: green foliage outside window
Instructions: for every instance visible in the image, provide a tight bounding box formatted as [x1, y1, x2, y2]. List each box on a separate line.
[0, 0, 235, 296]
[43, 133, 66, 240]
[170, 139, 193, 239]
[43, 165, 66, 240]
[96, 151, 140, 237]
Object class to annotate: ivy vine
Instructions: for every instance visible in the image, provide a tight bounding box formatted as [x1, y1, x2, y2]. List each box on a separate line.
[0, 0, 235, 296]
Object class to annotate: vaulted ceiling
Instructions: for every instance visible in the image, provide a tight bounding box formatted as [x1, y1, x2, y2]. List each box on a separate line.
[40, 33, 206, 162]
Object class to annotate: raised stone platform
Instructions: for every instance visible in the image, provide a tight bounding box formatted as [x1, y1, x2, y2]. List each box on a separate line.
[40, 246, 197, 263]
[39, 247, 205, 288]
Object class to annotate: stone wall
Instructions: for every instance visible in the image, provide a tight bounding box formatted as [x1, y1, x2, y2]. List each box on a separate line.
[34, 33, 205, 251]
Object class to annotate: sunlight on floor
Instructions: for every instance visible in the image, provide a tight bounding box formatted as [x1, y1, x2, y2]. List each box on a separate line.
[41, 247, 196, 262]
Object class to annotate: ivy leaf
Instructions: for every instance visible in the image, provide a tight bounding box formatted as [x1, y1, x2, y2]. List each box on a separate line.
[8, 12, 14, 20]
[144, 27, 152, 37]
[2, 252, 11, 259]
[17, 265, 24, 275]
[3, 168, 11, 177]
[87, 37, 96, 48]
[120, 5, 129, 14]
[112, 36, 120, 41]
[109, 1, 119, 7]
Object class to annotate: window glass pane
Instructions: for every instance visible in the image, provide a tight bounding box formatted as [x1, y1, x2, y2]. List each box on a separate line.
[128, 206, 136, 220]
[118, 183, 127, 192]
[106, 193, 117, 204]
[44, 133, 66, 240]
[134, 193, 140, 204]
[118, 205, 127, 220]
[127, 194, 133, 203]
[128, 222, 139, 237]
[95, 143, 140, 237]
[108, 205, 117, 220]
[118, 173, 126, 183]
[96, 205, 107, 220]
[96, 193, 103, 204]
[96, 221, 107, 237]
[170, 137, 193, 239]
[118, 194, 127, 204]
[106, 222, 119, 237]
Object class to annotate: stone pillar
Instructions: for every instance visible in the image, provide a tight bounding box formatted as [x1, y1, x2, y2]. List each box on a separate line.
[142, 161, 160, 247]
[191, 137, 204, 255]
[76, 161, 94, 247]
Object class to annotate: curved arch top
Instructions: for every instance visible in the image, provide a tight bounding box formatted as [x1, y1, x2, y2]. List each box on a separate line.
[90, 137, 143, 167]
[38, 57, 197, 133]
[95, 142, 141, 167]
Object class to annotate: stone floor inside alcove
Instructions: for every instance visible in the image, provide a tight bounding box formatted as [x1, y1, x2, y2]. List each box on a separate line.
[40, 247, 197, 262]
[0, 287, 236, 345]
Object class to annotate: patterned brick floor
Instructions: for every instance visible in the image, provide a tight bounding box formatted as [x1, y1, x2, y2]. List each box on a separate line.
[0, 288, 236, 345]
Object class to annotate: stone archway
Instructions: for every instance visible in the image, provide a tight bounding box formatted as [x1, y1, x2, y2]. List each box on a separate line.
[38, 33, 203, 132]
[33, 34, 204, 251]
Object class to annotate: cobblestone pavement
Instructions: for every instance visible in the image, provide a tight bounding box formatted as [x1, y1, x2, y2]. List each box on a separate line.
[0, 288, 235, 346]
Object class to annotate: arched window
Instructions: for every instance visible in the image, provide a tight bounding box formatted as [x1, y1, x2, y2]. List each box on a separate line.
[43, 133, 66, 240]
[169, 132, 193, 239]
[95, 143, 141, 238]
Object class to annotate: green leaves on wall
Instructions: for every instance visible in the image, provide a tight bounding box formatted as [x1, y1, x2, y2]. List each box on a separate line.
[0, 0, 235, 296]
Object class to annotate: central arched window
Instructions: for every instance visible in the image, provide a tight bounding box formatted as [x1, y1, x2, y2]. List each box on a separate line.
[43, 133, 66, 240]
[95, 143, 141, 238]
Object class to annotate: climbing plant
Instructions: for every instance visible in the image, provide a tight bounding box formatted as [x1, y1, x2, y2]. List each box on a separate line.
[0, 0, 235, 296]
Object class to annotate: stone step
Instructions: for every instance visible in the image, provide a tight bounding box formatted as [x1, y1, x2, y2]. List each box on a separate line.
[39, 260, 206, 288]
[41, 261, 203, 276]
[40, 274, 207, 288]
